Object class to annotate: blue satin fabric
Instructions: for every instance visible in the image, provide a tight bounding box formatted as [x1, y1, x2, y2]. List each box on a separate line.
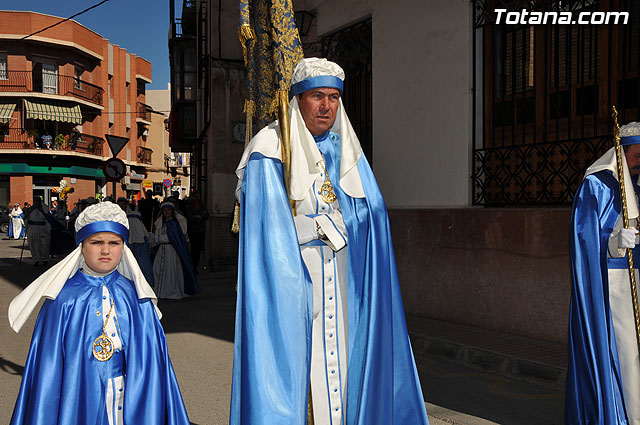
[621, 135, 640, 146]
[289, 76, 344, 98]
[566, 170, 632, 424]
[10, 269, 190, 425]
[230, 133, 428, 424]
[76, 221, 130, 245]
[164, 218, 201, 295]
[130, 238, 155, 286]
[7, 212, 25, 238]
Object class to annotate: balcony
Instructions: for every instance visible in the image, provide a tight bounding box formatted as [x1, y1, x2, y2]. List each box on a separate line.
[136, 102, 152, 124]
[0, 71, 104, 107]
[136, 146, 152, 164]
[0, 128, 104, 155]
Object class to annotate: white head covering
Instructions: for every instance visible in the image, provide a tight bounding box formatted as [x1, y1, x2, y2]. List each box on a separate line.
[585, 121, 640, 219]
[236, 57, 366, 200]
[8, 201, 160, 333]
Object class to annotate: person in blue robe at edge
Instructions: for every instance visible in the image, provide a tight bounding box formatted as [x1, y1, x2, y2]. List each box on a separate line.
[151, 202, 200, 299]
[230, 57, 429, 425]
[8, 201, 191, 425]
[566, 121, 640, 425]
[8, 202, 25, 239]
[117, 197, 154, 287]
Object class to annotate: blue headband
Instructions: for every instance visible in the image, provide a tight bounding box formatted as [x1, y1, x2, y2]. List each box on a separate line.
[76, 221, 129, 245]
[621, 136, 640, 146]
[289, 75, 344, 99]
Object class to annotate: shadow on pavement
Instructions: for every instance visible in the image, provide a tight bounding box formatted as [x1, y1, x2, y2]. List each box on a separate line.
[0, 356, 24, 376]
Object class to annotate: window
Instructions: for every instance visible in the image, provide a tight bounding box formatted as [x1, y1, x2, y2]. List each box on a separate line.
[126, 82, 130, 104]
[472, 0, 620, 206]
[74, 66, 83, 90]
[108, 76, 112, 99]
[42, 62, 58, 94]
[0, 54, 7, 80]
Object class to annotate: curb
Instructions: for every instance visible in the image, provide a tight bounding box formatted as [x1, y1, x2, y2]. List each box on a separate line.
[410, 333, 567, 391]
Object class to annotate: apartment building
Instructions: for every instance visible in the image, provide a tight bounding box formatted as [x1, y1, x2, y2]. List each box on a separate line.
[0, 10, 153, 208]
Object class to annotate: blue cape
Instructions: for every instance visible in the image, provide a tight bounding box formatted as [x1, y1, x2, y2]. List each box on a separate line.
[164, 218, 201, 295]
[230, 142, 428, 424]
[566, 170, 636, 424]
[10, 269, 190, 425]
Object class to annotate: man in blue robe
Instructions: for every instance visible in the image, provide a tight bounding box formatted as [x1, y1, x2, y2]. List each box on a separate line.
[8, 201, 190, 425]
[566, 122, 640, 424]
[231, 58, 429, 424]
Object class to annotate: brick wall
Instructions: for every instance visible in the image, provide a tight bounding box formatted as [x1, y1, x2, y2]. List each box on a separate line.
[9, 175, 33, 206]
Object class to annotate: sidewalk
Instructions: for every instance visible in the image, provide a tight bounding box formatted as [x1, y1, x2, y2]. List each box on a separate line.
[407, 316, 567, 391]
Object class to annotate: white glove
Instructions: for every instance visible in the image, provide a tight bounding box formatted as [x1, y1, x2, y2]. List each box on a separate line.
[618, 228, 639, 249]
[65, 215, 70, 221]
[293, 215, 318, 245]
[147, 232, 157, 244]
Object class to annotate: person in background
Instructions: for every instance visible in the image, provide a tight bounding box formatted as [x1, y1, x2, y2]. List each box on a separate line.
[8, 201, 191, 425]
[8, 203, 25, 240]
[41, 131, 52, 150]
[138, 190, 159, 232]
[185, 191, 209, 271]
[152, 203, 200, 299]
[25, 197, 51, 266]
[117, 197, 154, 286]
[54, 199, 69, 229]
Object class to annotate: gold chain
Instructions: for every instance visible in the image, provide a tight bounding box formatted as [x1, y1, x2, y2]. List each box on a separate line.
[92, 293, 115, 362]
[319, 163, 337, 204]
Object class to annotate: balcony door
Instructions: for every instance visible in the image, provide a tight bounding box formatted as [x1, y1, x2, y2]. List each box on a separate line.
[32, 61, 58, 94]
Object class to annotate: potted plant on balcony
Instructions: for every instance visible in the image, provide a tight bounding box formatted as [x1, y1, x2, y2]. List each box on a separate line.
[54, 134, 66, 150]
[27, 129, 41, 149]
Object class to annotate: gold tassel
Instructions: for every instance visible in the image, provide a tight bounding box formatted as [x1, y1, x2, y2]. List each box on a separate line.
[238, 24, 255, 65]
[231, 200, 240, 234]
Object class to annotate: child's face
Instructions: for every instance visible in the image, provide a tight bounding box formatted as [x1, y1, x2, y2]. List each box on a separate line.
[81, 232, 124, 274]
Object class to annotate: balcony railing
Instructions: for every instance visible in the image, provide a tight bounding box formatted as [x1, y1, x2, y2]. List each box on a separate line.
[136, 102, 152, 122]
[137, 146, 152, 164]
[0, 71, 104, 106]
[0, 128, 104, 155]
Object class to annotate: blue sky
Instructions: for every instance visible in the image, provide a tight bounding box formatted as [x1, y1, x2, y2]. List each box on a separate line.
[7, 0, 185, 89]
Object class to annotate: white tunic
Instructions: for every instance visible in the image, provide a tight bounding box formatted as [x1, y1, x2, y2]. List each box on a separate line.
[294, 159, 349, 425]
[10, 207, 24, 239]
[608, 215, 640, 424]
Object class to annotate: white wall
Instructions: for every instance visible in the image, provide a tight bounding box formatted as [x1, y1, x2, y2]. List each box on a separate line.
[309, 0, 472, 208]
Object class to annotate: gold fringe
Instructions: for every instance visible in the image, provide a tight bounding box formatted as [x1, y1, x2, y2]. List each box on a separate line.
[307, 387, 314, 425]
[231, 200, 240, 234]
[238, 24, 255, 64]
[243, 99, 256, 147]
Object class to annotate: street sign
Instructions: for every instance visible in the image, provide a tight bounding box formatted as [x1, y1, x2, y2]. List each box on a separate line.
[104, 135, 129, 157]
[163, 179, 173, 188]
[102, 158, 126, 182]
[142, 180, 153, 189]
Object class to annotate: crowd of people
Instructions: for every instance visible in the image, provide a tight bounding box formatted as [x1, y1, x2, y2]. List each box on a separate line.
[5, 190, 207, 300]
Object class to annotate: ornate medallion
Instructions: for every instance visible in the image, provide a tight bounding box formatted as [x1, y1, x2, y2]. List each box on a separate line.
[93, 334, 114, 361]
[320, 181, 337, 204]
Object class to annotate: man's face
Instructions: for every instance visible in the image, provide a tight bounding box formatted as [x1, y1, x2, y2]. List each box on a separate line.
[626, 144, 640, 175]
[298, 87, 340, 136]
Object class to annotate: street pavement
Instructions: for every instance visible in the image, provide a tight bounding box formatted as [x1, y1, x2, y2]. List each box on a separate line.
[0, 237, 563, 424]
